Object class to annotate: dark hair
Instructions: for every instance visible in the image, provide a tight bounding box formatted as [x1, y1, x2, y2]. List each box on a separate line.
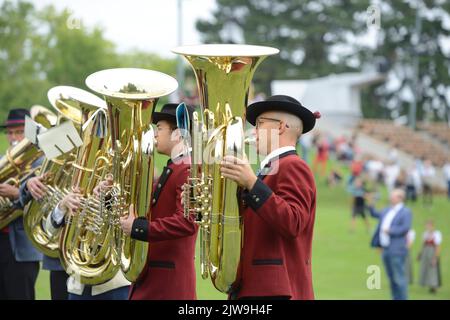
[157, 119, 177, 131]
[168, 121, 178, 131]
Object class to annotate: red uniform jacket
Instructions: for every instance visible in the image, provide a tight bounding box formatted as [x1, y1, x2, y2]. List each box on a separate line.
[129, 156, 198, 300]
[234, 150, 316, 300]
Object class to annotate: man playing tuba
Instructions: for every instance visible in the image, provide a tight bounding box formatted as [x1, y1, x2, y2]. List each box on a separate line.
[117, 103, 199, 300]
[0, 108, 43, 299]
[220, 95, 320, 300]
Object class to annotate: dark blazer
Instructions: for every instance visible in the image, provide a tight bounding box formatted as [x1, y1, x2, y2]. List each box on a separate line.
[6, 157, 44, 262]
[129, 157, 198, 300]
[233, 150, 316, 300]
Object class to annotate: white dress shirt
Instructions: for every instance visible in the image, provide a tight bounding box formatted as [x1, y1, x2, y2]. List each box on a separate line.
[52, 204, 65, 225]
[259, 146, 296, 171]
[380, 202, 404, 247]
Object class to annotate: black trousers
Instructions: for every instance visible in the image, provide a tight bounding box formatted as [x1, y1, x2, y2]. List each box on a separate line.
[0, 234, 39, 300]
[50, 270, 69, 300]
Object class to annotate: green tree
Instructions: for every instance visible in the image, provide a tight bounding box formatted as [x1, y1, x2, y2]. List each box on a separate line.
[196, 0, 370, 93]
[0, 0, 180, 122]
[35, 6, 119, 91]
[0, 1, 49, 118]
[360, 0, 450, 123]
[196, 0, 450, 123]
[119, 50, 177, 76]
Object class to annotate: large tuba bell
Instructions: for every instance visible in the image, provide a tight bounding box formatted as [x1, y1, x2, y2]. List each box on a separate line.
[85, 68, 178, 282]
[0, 106, 58, 229]
[172, 44, 279, 293]
[23, 86, 104, 257]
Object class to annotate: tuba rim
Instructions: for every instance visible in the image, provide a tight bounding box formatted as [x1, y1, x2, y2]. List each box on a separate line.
[172, 44, 279, 57]
[85, 68, 178, 100]
[47, 86, 107, 125]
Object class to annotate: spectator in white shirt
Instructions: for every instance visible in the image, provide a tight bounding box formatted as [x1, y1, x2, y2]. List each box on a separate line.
[384, 161, 400, 194]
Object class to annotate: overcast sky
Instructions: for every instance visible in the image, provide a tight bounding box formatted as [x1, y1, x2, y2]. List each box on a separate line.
[17, 0, 217, 58]
[6, 0, 450, 58]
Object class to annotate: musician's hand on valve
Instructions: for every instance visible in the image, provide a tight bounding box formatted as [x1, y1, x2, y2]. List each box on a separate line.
[120, 204, 135, 236]
[220, 155, 257, 191]
[93, 173, 113, 198]
[59, 187, 82, 216]
[0, 183, 20, 200]
[27, 176, 47, 200]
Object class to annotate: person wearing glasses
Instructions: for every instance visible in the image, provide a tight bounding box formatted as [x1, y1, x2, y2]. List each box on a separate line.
[0, 108, 43, 300]
[220, 95, 320, 300]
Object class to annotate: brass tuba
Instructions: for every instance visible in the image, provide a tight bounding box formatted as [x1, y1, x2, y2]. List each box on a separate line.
[23, 86, 104, 257]
[0, 106, 58, 229]
[85, 68, 178, 282]
[172, 44, 279, 293]
[56, 88, 116, 285]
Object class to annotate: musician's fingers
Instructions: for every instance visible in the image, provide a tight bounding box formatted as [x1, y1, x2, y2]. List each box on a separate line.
[34, 178, 47, 190]
[67, 202, 79, 212]
[29, 189, 40, 200]
[220, 168, 240, 180]
[220, 166, 241, 176]
[129, 204, 134, 216]
[220, 162, 238, 171]
[71, 186, 81, 194]
[32, 187, 46, 199]
[66, 197, 81, 208]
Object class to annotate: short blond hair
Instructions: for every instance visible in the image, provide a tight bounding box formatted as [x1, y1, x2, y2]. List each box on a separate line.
[278, 111, 303, 139]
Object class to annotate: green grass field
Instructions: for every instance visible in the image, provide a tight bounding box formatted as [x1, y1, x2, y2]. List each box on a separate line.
[1, 134, 449, 299]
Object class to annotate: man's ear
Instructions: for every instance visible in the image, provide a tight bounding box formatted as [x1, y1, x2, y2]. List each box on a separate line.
[279, 122, 287, 135]
[171, 128, 182, 142]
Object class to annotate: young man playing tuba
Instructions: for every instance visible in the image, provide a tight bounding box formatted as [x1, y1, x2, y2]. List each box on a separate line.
[117, 103, 198, 300]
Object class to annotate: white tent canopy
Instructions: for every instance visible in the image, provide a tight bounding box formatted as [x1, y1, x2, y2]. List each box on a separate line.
[271, 72, 386, 127]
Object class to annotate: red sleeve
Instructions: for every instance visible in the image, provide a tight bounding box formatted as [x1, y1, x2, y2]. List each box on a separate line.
[244, 159, 316, 239]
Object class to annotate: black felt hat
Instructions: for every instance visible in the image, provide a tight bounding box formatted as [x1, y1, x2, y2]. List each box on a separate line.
[152, 103, 195, 126]
[246, 95, 320, 133]
[0, 108, 30, 128]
